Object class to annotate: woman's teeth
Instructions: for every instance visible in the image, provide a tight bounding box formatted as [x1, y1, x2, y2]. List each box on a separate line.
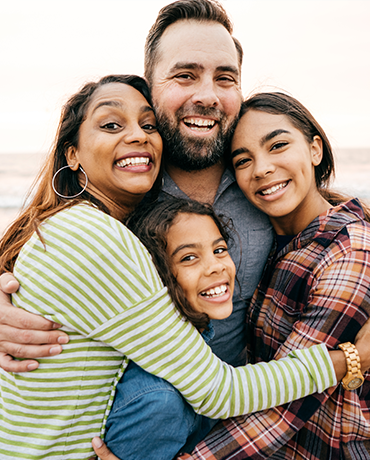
[116, 157, 150, 167]
[261, 181, 288, 196]
[183, 118, 216, 131]
[201, 284, 227, 298]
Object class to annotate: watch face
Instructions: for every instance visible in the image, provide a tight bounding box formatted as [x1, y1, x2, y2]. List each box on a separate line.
[348, 378, 363, 389]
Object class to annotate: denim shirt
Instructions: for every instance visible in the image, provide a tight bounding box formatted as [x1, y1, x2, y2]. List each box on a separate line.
[160, 169, 274, 366]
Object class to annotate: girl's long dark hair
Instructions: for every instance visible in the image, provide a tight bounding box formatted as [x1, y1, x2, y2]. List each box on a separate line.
[238, 92, 370, 221]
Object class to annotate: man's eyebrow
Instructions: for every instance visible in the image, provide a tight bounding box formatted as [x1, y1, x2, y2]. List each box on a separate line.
[216, 65, 239, 76]
[168, 62, 239, 77]
[260, 129, 291, 146]
[168, 62, 205, 73]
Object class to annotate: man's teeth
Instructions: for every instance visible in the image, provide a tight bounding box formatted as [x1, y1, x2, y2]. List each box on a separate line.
[201, 284, 227, 298]
[261, 182, 288, 196]
[183, 118, 216, 131]
[116, 157, 150, 167]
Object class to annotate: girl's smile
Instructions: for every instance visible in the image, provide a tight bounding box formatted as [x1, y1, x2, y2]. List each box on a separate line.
[165, 213, 235, 320]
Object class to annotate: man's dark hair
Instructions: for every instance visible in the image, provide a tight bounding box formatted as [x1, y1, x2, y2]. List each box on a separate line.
[144, 0, 243, 86]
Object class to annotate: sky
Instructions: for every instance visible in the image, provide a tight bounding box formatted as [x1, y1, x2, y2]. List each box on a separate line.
[1, 0, 369, 154]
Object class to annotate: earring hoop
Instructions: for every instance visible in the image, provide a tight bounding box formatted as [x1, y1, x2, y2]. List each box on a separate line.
[52, 165, 88, 199]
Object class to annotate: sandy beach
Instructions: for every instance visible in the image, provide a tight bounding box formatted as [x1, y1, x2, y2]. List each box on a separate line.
[1, 149, 370, 236]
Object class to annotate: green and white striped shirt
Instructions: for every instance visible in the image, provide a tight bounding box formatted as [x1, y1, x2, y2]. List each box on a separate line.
[0, 204, 336, 459]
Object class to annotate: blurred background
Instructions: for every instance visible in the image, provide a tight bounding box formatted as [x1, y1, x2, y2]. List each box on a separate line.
[1, 0, 369, 234]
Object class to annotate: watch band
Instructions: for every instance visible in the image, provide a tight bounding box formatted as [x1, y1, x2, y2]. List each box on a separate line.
[338, 342, 364, 390]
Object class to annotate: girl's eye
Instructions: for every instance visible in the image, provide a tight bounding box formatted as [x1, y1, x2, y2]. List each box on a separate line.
[271, 142, 288, 151]
[214, 247, 228, 255]
[181, 254, 196, 263]
[234, 157, 251, 168]
[101, 122, 120, 130]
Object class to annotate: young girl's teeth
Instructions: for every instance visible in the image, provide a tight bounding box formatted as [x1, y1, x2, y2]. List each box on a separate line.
[201, 284, 227, 298]
[261, 182, 287, 196]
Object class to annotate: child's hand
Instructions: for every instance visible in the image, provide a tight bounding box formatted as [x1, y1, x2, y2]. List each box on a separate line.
[89, 437, 120, 460]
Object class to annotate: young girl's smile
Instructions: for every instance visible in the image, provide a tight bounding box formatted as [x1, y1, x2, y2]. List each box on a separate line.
[231, 110, 330, 235]
[165, 213, 235, 320]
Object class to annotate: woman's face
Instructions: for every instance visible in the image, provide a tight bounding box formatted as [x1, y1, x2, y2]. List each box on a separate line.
[166, 213, 235, 320]
[69, 82, 162, 217]
[231, 110, 326, 235]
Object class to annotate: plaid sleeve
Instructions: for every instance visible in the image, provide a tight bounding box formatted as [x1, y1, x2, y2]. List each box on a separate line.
[183, 248, 370, 459]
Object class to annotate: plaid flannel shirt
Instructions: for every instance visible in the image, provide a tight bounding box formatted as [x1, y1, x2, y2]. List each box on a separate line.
[185, 199, 370, 460]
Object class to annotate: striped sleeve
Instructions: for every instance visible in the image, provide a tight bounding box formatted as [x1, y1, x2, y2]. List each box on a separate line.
[14, 204, 337, 419]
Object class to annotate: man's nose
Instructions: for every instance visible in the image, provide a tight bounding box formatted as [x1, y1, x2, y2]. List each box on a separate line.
[191, 78, 220, 107]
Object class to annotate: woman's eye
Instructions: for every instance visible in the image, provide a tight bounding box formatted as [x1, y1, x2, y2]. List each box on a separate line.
[101, 122, 120, 130]
[142, 123, 158, 132]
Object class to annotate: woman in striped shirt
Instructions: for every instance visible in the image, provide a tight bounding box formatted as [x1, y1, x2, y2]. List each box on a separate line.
[0, 77, 364, 460]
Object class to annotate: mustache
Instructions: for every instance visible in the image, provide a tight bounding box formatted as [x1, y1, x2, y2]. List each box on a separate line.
[175, 105, 224, 121]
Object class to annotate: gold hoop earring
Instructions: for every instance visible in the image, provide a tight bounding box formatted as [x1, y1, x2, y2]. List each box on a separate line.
[52, 165, 88, 199]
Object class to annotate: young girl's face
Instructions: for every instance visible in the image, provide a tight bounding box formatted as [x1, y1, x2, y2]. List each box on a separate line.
[231, 110, 326, 235]
[166, 213, 235, 320]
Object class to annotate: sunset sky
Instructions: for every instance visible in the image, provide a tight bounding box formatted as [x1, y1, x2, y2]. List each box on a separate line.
[1, 0, 369, 154]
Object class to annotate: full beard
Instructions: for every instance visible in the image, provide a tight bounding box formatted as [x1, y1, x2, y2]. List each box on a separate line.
[155, 105, 238, 172]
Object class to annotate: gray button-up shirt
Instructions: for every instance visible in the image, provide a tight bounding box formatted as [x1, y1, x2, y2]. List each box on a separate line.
[160, 169, 274, 367]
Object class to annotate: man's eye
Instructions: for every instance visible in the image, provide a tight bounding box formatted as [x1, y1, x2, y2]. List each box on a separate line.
[175, 74, 193, 80]
[101, 122, 120, 130]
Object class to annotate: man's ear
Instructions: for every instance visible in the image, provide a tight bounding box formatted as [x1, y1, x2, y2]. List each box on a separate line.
[311, 135, 323, 166]
[65, 146, 80, 171]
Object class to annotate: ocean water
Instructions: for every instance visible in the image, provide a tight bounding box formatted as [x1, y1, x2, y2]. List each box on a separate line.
[1, 149, 370, 236]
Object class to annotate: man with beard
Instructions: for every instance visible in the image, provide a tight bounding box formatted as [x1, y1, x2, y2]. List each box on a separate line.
[0, 0, 273, 369]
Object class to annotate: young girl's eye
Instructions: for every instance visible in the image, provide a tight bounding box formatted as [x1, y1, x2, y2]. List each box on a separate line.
[101, 122, 120, 130]
[271, 142, 288, 151]
[181, 254, 196, 263]
[214, 247, 228, 255]
[234, 157, 251, 169]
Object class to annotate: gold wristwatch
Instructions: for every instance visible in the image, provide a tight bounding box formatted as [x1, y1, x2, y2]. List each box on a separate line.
[338, 342, 364, 390]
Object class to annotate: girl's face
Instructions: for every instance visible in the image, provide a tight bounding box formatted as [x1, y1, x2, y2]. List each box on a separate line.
[166, 213, 235, 320]
[231, 110, 329, 235]
[68, 82, 163, 219]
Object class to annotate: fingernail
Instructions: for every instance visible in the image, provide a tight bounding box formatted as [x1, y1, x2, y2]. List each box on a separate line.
[58, 336, 69, 344]
[92, 437, 103, 448]
[49, 346, 62, 355]
[27, 363, 38, 371]
[52, 323, 62, 329]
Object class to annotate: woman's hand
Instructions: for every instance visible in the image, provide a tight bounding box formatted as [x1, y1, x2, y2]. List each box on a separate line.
[89, 437, 120, 460]
[355, 318, 370, 372]
[0, 272, 69, 372]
